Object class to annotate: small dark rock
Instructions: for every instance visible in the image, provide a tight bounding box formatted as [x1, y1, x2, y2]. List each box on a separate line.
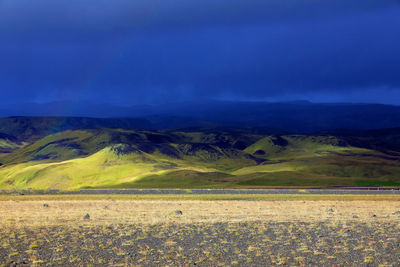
[393, 211, 400, 215]
[352, 215, 359, 218]
[104, 206, 109, 210]
[175, 210, 183, 215]
[83, 213, 90, 220]
[43, 203, 49, 208]
[328, 208, 334, 212]
[371, 214, 377, 218]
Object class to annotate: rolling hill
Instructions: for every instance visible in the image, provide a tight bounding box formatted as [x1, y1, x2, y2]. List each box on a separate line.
[1, 120, 400, 189]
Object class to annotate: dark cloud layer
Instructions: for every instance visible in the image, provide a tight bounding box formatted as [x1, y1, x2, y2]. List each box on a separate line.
[0, 0, 400, 105]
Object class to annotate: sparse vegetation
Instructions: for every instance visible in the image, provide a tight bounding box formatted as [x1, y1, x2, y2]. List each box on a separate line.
[1, 197, 400, 265]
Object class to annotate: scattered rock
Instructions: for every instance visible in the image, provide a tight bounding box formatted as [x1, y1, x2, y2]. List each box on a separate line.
[352, 215, 359, 218]
[83, 213, 90, 220]
[328, 208, 334, 212]
[43, 203, 49, 208]
[393, 211, 400, 215]
[175, 210, 183, 215]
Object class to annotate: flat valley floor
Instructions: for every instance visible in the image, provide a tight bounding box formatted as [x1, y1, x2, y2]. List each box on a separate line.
[1, 195, 400, 266]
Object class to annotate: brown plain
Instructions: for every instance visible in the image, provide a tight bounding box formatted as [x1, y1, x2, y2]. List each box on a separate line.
[1, 196, 399, 228]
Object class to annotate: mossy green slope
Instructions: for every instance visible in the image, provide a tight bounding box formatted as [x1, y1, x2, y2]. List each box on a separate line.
[1, 129, 400, 189]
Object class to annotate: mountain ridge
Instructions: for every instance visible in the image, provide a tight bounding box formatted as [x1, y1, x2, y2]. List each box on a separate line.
[2, 101, 400, 133]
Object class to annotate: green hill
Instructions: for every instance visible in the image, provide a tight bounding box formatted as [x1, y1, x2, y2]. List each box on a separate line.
[1, 125, 400, 189]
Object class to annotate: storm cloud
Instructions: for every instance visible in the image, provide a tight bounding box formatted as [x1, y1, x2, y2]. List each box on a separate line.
[0, 0, 400, 104]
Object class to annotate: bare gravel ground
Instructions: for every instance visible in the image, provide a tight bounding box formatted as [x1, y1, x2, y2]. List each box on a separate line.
[1, 198, 400, 266]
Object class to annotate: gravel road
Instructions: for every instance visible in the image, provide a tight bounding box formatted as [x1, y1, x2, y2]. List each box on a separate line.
[1, 188, 400, 195]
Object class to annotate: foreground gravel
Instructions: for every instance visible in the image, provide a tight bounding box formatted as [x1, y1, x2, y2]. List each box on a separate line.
[1, 221, 400, 266]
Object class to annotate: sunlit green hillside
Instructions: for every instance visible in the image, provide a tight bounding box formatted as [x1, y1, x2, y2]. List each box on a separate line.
[1, 128, 400, 189]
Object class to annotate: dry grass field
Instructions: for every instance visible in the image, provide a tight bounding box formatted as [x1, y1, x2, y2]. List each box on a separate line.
[1, 198, 400, 226]
[1, 195, 400, 266]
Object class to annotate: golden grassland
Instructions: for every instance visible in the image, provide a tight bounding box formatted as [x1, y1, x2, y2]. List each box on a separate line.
[1, 195, 399, 228]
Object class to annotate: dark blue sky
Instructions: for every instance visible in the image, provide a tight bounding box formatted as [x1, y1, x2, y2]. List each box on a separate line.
[1, 0, 400, 105]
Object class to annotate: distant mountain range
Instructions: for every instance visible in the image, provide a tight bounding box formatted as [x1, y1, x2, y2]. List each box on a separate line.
[1, 101, 400, 133]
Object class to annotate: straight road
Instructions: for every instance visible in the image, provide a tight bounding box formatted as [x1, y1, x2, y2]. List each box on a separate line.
[2, 188, 400, 195]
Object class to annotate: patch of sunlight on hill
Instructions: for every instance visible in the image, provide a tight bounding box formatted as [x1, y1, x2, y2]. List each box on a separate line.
[244, 135, 368, 160]
[0, 140, 16, 149]
[232, 161, 303, 175]
[244, 136, 284, 156]
[0, 139, 25, 153]
[0, 145, 217, 189]
[100, 170, 236, 189]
